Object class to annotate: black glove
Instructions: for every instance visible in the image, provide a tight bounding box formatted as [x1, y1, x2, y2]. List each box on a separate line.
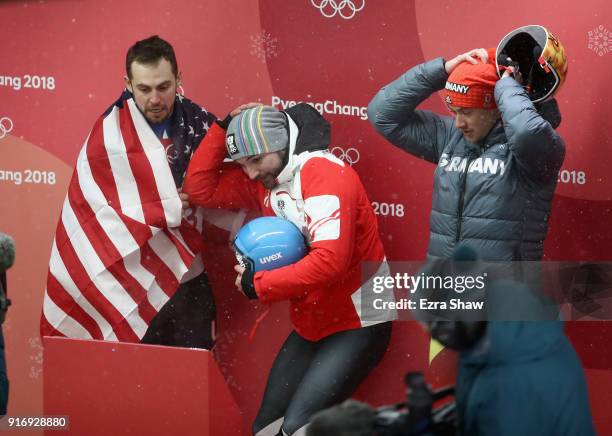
[216, 113, 233, 130]
[241, 267, 258, 300]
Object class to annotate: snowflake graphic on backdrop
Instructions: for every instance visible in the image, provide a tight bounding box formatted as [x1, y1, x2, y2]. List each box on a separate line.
[250, 30, 278, 63]
[29, 337, 43, 379]
[588, 25, 610, 56]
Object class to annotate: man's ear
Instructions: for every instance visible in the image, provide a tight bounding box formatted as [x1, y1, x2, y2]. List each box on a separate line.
[176, 71, 182, 88]
[124, 75, 132, 92]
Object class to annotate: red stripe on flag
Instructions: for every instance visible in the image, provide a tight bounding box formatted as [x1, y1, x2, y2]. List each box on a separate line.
[85, 116, 123, 216]
[119, 103, 167, 227]
[54, 223, 139, 342]
[67, 175, 122, 268]
[40, 314, 66, 338]
[83, 112, 154, 244]
[140, 243, 179, 298]
[178, 224, 204, 255]
[67, 180, 158, 324]
[46, 272, 104, 339]
[163, 228, 194, 266]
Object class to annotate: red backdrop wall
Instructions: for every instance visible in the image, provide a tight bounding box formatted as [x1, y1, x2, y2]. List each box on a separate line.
[1, 1, 611, 434]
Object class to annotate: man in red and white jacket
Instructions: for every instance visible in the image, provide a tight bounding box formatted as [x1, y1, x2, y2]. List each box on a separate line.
[184, 103, 394, 436]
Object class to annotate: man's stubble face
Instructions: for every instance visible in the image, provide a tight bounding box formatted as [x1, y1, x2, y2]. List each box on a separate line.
[125, 58, 179, 124]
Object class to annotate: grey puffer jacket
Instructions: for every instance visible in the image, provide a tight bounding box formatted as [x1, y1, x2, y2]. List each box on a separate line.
[368, 58, 565, 261]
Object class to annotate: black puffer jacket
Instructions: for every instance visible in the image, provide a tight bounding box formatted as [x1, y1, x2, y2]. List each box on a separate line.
[368, 58, 565, 261]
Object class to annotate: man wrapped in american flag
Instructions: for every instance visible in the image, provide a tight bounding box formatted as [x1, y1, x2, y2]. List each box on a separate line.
[41, 35, 218, 348]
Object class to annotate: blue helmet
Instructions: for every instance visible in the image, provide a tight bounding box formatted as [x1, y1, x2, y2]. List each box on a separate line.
[234, 217, 308, 272]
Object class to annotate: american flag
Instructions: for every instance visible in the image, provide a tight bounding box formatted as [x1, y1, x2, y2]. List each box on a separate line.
[41, 97, 204, 342]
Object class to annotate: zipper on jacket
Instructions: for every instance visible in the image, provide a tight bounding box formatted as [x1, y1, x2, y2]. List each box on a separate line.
[455, 127, 497, 243]
[455, 153, 476, 243]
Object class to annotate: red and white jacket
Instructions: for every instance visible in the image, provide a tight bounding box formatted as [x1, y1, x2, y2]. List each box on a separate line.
[184, 104, 394, 341]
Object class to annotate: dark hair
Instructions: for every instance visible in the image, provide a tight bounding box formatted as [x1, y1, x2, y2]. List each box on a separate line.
[125, 35, 178, 79]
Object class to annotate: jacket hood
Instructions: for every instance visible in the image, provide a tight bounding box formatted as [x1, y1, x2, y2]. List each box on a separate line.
[276, 103, 330, 185]
[460, 280, 564, 366]
[284, 103, 330, 154]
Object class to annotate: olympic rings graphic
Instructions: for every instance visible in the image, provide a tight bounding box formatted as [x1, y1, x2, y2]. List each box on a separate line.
[0, 117, 13, 139]
[310, 0, 366, 19]
[331, 146, 360, 165]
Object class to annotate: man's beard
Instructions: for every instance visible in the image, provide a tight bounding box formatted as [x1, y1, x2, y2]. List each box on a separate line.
[258, 149, 288, 189]
[260, 174, 278, 189]
[144, 105, 170, 123]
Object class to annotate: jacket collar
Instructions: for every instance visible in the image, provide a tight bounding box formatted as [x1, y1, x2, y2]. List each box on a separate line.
[484, 121, 507, 147]
[276, 114, 300, 185]
[275, 103, 331, 185]
[462, 120, 507, 154]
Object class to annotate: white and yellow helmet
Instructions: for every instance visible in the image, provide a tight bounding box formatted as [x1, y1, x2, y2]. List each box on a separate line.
[496, 25, 568, 103]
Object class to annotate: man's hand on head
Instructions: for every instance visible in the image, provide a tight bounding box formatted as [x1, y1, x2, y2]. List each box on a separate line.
[445, 48, 489, 75]
[230, 102, 263, 118]
[216, 102, 263, 130]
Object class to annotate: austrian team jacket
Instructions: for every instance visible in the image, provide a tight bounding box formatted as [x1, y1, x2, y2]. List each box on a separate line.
[184, 103, 394, 341]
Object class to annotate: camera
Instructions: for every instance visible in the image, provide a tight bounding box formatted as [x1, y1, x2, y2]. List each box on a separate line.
[373, 372, 456, 436]
[307, 372, 456, 436]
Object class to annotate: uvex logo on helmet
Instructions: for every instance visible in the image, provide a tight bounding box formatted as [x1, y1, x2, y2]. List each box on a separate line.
[259, 252, 283, 264]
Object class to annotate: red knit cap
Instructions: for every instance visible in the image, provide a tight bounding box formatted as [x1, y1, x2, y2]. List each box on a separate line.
[444, 48, 499, 109]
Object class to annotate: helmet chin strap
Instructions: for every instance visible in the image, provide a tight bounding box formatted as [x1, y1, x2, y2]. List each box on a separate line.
[525, 45, 544, 97]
